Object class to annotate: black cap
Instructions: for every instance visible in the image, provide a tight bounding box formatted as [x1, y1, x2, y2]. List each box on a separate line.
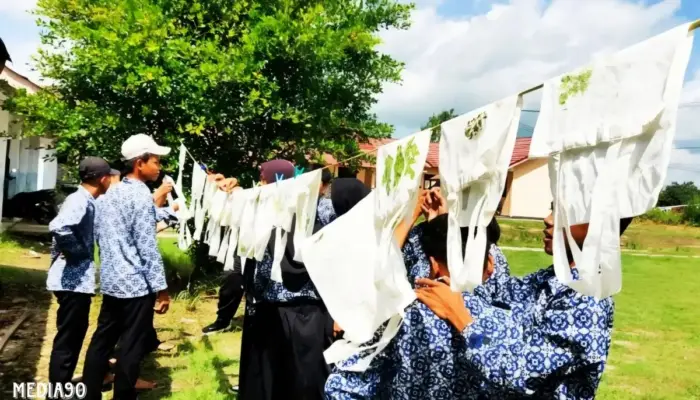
[79, 157, 112, 181]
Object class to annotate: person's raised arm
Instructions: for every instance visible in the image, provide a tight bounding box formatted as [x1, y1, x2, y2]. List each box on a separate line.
[394, 190, 427, 248]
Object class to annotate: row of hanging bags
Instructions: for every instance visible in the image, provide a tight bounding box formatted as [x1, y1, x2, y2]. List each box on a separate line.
[529, 22, 694, 299]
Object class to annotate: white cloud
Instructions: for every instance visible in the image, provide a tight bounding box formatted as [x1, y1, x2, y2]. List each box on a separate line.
[374, 0, 699, 183]
[375, 0, 683, 136]
[0, 0, 38, 20]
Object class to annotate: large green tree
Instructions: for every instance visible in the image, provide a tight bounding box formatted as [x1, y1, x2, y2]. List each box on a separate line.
[657, 181, 700, 207]
[4, 0, 412, 184]
[421, 108, 457, 142]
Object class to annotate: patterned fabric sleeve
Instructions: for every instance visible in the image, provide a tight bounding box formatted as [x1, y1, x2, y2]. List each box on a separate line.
[49, 193, 90, 261]
[458, 290, 614, 397]
[402, 224, 430, 284]
[132, 194, 168, 293]
[316, 197, 336, 226]
[155, 205, 178, 225]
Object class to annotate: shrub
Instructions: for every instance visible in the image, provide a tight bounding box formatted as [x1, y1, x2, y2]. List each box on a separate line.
[683, 196, 700, 226]
[638, 208, 684, 225]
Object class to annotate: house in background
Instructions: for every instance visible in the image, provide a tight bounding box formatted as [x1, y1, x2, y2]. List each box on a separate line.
[1, 65, 57, 229]
[324, 135, 552, 219]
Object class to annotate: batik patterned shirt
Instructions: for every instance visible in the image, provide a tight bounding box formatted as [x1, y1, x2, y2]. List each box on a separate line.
[46, 186, 97, 294]
[325, 289, 519, 399]
[325, 245, 513, 400]
[252, 198, 337, 303]
[462, 266, 615, 399]
[95, 178, 167, 298]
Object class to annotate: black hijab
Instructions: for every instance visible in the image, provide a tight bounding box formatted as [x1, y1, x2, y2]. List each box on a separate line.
[331, 178, 371, 217]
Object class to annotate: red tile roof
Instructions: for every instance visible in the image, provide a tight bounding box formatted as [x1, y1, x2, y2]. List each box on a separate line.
[509, 137, 532, 167]
[325, 137, 533, 169]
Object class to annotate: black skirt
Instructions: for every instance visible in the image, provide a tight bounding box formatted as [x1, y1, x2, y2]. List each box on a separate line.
[238, 300, 333, 400]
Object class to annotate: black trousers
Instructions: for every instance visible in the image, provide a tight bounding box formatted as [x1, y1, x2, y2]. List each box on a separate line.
[48, 291, 92, 385]
[239, 301, 333, 400]
[82, 294, 156, 400]
[216, 271, 244, 324]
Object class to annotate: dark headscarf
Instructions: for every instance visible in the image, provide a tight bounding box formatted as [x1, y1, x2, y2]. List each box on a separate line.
[331, 178, 371, 217]
[260, 159, 294, 183]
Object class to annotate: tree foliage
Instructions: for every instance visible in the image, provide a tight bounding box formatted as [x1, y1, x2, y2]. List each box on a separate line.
[3, 0, 413, 184]
[657, 181, 700, 207]
[420, 108, 457, 142]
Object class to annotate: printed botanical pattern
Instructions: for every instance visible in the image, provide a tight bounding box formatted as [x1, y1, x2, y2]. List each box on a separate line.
[464, 112, 487, 139]
[381, 137, 420, 193]
[559, 69, 592, 105]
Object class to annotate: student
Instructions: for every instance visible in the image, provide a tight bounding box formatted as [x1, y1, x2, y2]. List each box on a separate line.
[203, 166, 333, 336]
[82, 134, 172, 400]
[417, 207, 631, 399]
[325, 210, 508, 399]
[47, 157, 116, 386]
[97, 170, 176, 390]
[237, 173, 356, 400]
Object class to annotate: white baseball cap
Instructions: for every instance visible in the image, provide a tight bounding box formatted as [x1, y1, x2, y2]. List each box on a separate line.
[121, 134, 171, 160]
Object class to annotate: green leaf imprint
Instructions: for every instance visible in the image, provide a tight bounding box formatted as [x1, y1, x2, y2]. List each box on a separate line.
[464, 112, 487, 139]
[382, 154, 395, 193]
[559, 69, 592, 106]
[381, 137, 420, 192]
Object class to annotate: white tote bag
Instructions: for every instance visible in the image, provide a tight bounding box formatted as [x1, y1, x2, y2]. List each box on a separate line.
[439, 95, 522, 292]
[292, 169, 323, 262]
[301, 130, 430, 370]
[190, 165, 208, 241]
[237, 187, 261, 260]
[530, 23, 693, 299]
[224, 188, 248, 271]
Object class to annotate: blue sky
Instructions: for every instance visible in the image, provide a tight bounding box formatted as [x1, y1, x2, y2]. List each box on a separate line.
[2, 0, 700, 183]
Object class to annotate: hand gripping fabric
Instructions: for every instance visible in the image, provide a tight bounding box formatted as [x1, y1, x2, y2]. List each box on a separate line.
[529, 23, 693, 299]
[301, 130, 431, 372]
[438, 95, 522, 292]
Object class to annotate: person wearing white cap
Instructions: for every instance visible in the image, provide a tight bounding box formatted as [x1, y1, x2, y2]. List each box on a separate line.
[82, 134, 172, 400]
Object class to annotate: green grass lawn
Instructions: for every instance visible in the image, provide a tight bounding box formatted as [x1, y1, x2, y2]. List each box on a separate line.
[2, 231, 699, 399]
[498, 217, 700, 256]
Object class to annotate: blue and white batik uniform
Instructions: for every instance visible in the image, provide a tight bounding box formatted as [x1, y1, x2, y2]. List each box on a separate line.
[47, 186, 97, 294]
[325, 237, 513, 400]
[95, 178, 167, 298]
[463, 266, 614, 399]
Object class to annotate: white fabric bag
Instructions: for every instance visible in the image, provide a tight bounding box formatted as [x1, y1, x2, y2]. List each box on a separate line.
[164, 174, 192, 250]
[292, 169, 323, 262]
[253, 182, 281, 261]
[530, 23, 693, 299]
[439, 95, 522, 292]
[224, 188, 248, 271]
[301, 130, 431, 371]
[268, 178, 298, 282]
[190, 164, 208, 241]
[205, 189, 228, 257]
[237, 187, 261, 260]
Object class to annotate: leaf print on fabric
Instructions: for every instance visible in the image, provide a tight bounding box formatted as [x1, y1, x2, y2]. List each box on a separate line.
[381, 137, 420, 193]
[382, 154, 395, 193]
[559, 69, 592, 105]
[464, 112, 487, 139]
